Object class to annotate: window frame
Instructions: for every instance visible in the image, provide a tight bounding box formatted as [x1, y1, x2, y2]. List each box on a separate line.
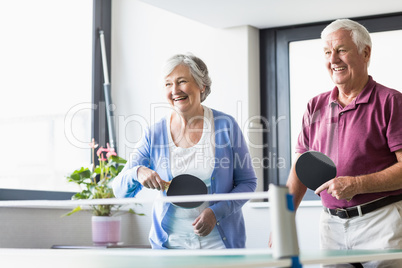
[0, 0, 111, 201]
[260, 12, 402, 198]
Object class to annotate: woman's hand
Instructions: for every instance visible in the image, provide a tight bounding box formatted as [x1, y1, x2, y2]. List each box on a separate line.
[192, 208, 217, 237]
[137, 166, 168, 191]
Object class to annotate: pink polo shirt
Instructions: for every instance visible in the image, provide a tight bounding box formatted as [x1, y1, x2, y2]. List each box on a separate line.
[296, 76, 402, 209]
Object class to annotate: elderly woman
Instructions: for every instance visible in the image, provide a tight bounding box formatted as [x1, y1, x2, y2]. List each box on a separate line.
[113, 53, 257, 249]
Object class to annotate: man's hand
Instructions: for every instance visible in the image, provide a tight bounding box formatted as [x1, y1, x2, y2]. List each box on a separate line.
[315, 176, 356, 201]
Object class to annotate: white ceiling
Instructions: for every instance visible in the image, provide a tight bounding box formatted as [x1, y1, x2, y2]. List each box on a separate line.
[139, 0, 402, 29]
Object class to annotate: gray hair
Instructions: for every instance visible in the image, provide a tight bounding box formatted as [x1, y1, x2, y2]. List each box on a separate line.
[321, 19, 372, 55]
[163, 53, 211, 102]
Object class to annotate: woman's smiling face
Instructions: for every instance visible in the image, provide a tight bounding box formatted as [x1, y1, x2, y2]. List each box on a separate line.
[165, 64, 203, 114]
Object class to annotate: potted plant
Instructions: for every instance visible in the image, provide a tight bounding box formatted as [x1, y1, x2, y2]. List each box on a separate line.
[64, 139, 142, 245]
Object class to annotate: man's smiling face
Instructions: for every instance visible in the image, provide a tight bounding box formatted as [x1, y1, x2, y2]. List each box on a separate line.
[323, 29, 370, 90]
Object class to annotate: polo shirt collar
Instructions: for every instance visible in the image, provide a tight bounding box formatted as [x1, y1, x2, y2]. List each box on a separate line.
[328, 76, 375, 107]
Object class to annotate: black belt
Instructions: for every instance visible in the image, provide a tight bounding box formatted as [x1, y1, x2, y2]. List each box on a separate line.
[324, 194, 402, 219]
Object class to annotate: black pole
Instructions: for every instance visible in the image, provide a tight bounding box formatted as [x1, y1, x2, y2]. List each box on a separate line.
[99, 30, 117, 153]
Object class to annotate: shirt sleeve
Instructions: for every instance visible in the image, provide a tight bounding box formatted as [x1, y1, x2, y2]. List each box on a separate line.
[112, 127, 152, 198]
[386, 93, 402, 152]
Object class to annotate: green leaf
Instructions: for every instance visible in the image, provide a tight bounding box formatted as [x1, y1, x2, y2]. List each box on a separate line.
[117, 165, 125, 173]
[110, 155, 127, 164]
[61, 206, 82, 217]
[127, 208, 145, 216]
[94, 166, 102, 174]
[72, 190, 91, 200]
[74, 167, 91, 177]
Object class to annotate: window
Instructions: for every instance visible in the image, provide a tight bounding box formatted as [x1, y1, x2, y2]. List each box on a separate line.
[260, 13, 402, 199]
[0, 0, 111, 198]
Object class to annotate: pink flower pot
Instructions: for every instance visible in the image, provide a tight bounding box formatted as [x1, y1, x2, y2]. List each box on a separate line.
[91, 216, 121, 246]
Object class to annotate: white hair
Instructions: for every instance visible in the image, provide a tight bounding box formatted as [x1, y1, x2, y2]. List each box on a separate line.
[163, 53, 212, 102]
[321, 19, 372, 54]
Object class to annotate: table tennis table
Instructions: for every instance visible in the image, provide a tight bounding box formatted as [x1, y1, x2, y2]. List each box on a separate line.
[1, 248, 402, 268]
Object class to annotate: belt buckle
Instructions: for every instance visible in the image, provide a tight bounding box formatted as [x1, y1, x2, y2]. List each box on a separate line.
[335, 208, 349, 219]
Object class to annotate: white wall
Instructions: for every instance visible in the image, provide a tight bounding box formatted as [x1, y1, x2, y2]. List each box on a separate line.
[111, 0, 262, 183]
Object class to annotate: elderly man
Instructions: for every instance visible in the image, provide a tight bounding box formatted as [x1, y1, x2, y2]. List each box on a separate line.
[287, 19, 402, 267]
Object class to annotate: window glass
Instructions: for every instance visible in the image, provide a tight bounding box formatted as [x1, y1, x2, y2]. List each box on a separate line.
[0, 0, 93, 191]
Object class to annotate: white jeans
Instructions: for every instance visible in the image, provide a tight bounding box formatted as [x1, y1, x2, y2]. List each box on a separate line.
[320, 200, 402, 268]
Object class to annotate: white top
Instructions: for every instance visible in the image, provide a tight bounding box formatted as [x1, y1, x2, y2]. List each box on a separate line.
[167, 106, 215, 179]
[162, 106, 225, 249]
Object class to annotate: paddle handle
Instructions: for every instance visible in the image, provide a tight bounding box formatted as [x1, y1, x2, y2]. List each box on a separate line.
[163, 181, 171, 192]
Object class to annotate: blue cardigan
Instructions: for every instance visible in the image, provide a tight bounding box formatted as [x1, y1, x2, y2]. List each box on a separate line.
[113, 109, 257, 248]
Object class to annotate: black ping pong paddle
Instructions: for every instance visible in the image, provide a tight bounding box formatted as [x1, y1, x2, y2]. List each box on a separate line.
[165, 174, 207, 209]
[295, 151, 336, 191]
